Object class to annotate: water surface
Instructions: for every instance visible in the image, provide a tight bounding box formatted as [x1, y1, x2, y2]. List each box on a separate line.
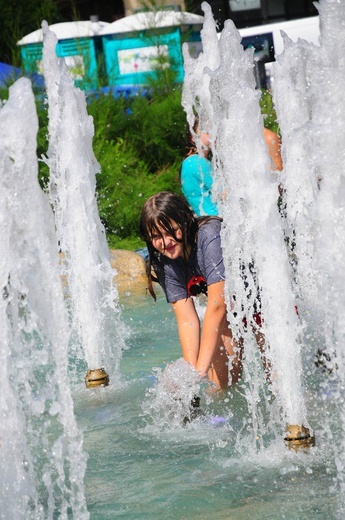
[74, 293, 339, 519]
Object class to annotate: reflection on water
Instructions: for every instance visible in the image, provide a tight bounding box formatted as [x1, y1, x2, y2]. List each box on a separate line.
[72, 295, 340, 519]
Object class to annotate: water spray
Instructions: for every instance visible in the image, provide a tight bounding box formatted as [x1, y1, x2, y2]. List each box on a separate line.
[41, 22, 128, 385]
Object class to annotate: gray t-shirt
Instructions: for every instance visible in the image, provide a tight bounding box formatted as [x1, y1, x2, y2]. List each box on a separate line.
[152, 219, 225, 303]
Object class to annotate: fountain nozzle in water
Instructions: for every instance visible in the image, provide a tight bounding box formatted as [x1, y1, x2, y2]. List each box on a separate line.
[85, 368, 110, 388]
[284, 424, 315, 452]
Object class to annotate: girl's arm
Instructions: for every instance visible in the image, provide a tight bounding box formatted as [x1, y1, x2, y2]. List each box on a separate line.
[171, 297, 200, 366]
[263, 127, 283, 172]
[195, 280, 227, 378]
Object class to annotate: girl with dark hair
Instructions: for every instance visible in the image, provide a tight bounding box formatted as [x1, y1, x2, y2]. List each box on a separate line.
[139, 191, 242, 390]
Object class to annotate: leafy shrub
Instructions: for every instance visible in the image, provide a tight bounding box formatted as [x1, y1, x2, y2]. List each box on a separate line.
[36, 102, 50, 189]
[260, 89, 280, 134]
[126, 89, 187, 171]
[94, 136, 181, 249]
[88, 89, 187, 174]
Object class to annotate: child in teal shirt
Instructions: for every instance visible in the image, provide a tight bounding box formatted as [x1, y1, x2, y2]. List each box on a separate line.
[180, 118, 218, 216]
[181, 153, 218, 216]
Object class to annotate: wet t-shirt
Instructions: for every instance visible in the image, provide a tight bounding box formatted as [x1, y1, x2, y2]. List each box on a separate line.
[152, 219, 225, 303]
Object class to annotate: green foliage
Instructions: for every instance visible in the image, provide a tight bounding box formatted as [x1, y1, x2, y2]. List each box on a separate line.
[0, 88, 9, 101]
[146, 49, 180, 97]
[133, 0, 171, 13]
[123, 90, 186, 171]
[86, 93, 130, 142]
[94, 137, 181, 241]
[88, 92, 183, 248]
[260, 89, 280, 135]
[36, 103, 50, 190]
[88, 89, 187, 173]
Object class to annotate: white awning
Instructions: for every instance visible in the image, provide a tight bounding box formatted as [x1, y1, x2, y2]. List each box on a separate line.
[99, 11, 204, 36]
[17, 20, 109, 45]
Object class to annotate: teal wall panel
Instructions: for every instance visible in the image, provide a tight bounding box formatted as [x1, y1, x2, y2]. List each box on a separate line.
[20, 38, 99, 89]
[19, 27, 202, 90]
[102, 28, 188, 86]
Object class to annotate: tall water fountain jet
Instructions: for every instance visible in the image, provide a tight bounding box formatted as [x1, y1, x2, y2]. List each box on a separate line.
[182, 2, 313, 449]
[273, 0, 345, 502]
[0, 78, 88, 517]
[271, 35, 319, 302]
[182, 2, 220, 158]
[41, 23, 128, 387]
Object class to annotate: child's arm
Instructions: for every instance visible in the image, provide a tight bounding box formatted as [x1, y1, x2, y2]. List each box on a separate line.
[196, 280, 227, 378]
[263, 127, 283, 172]
[171, 297, 200, 366]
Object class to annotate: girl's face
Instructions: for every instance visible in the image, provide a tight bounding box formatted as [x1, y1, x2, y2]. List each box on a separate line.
[150, 221, 184, 260]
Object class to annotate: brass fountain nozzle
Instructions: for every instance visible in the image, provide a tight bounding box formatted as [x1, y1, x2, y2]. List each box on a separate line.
[85, 368, 109, 388]
[284, 424, 315, 452]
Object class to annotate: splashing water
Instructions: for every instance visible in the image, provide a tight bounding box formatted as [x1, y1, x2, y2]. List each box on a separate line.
[0, 78, 88, 518]
[273, 0, 345, 507]
[182, 1, 220, 154]
[142, 358, 202, 431]
[41, 22, 128, 377]
[183, 0, 345, 510]
[182, 2, 308, 444]
[0, 20, 131, 517]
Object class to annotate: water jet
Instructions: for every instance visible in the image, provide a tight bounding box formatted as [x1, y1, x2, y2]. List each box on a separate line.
[182, 0, 312, 450]
[41, 22, 128, 387]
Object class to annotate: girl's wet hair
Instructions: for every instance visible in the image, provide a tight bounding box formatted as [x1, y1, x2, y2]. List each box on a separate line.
[140, 191, 197, 247]
[139, 191, 197, 300]
[140, 191, 221, 300]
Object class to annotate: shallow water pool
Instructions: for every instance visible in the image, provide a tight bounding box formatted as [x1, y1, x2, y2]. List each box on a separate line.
[73, 293, 341, 519]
